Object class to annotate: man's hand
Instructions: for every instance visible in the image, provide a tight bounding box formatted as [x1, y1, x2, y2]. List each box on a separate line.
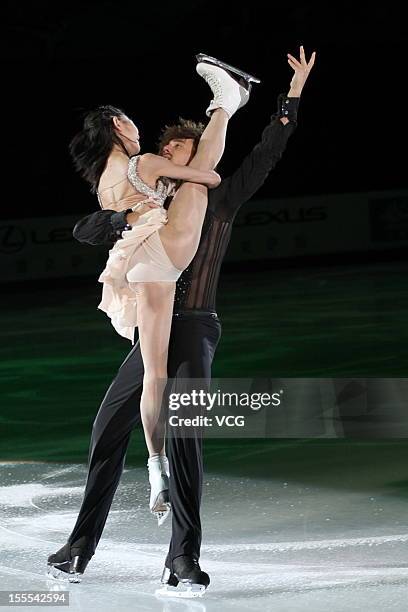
[287, 45, 316, 97]
[126, 200, 161, 225]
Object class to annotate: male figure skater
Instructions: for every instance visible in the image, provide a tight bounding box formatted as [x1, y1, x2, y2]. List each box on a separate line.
[47, 47, 315, 597]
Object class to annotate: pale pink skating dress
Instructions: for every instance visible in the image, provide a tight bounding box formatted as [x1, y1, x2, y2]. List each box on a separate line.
[97, 155, 183, 343]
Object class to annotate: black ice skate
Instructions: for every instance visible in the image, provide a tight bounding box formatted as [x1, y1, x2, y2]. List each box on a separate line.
[46, 542, 91, 583]
[155, 555, 210, 598]
[196, 53, 261, 90]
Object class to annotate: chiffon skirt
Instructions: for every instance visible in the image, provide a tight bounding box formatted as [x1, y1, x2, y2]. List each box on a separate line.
[98, 208, 182, 343]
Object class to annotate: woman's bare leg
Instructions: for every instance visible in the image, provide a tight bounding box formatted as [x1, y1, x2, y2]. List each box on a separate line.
[135, 281, 176, 457]
[138, 110, 229, 445]
[160, 109, 229, 270]
[189, 108, 229, 170]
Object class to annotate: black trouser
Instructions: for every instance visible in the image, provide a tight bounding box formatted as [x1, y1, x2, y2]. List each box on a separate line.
[67, 310, 222, 564]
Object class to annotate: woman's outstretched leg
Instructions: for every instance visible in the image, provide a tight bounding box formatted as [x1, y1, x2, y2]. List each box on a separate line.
[189, 108, 229, 171]
[161, 63, 249, 270]
[160, 110, 230, 270]
[135, 281, 175, 455]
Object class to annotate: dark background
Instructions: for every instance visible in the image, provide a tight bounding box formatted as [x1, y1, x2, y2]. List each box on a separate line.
[4, 2, 405, 220]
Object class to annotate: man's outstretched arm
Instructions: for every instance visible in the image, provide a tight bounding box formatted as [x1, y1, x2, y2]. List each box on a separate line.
[210, 93, 300, 220]
[212, 45, 316, 219]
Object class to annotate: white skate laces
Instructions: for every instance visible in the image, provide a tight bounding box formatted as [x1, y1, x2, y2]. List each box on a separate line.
[199, 70, 224, 115]
[201, 72, 223, 100]
[196, 62, 244, 118]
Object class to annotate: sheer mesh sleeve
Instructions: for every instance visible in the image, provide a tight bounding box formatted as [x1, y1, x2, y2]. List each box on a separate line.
[209, 94, 299, 222]
[73, 210, 130, 246]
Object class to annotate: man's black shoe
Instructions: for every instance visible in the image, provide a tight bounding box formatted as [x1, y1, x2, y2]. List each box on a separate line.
[47, 543, 92, 583]
[156, 554, 210, 598]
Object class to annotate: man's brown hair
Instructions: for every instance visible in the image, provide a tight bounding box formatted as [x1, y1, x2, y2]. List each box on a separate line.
[157, 117, 205, 155]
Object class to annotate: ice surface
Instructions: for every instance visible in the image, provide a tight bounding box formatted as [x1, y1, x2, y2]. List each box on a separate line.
[1, 461, 408, 611]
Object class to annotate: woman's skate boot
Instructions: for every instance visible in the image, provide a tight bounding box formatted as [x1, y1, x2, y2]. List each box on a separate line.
[148, 454, 171, 526]
[196, 61, 252, 118]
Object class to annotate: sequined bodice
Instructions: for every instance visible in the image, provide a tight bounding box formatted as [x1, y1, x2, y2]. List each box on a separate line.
[127, 155, 175, 207]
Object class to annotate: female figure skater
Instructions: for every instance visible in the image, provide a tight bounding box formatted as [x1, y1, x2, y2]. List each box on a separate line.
[69, 58, 252, 525]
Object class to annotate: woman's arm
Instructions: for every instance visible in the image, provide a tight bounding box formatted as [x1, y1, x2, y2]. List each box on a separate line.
[139, 153, 220, 188]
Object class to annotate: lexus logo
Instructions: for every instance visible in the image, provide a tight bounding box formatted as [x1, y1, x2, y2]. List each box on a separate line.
[0, 224, 74, 254]
[0, 226, 26, 254]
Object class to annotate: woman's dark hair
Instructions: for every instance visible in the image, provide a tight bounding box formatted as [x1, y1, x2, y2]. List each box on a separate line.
[69, 105, 128, 193]
[157, 117, 205, 156]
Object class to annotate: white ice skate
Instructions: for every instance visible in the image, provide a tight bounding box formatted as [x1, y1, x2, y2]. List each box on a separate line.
[148, 454, 171, 526]
[196, 62, 250, 118]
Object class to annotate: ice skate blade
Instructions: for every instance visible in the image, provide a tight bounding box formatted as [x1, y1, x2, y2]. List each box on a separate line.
[46, 564, 82, 583]
[196, 53, 261, 84]
[152, 502, 171, 526]
[155, 582, 207, 598]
